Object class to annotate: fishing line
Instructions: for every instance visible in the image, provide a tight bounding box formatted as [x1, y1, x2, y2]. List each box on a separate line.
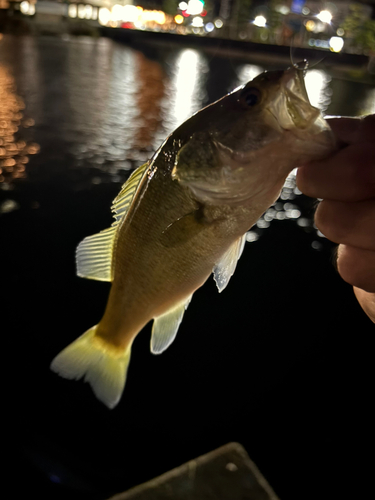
[289, 9, 344, 71]
[289, 33, 326, 71]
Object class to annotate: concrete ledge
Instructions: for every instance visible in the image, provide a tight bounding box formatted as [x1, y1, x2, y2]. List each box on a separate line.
[108, 442, 279, 500]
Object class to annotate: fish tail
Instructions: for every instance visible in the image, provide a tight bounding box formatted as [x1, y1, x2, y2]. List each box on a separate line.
[50, 326, 131, 409]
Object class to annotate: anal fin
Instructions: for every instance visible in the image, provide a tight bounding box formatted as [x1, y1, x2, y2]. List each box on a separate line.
[213, 234, 247, 292]
[151, 296, 192, 354]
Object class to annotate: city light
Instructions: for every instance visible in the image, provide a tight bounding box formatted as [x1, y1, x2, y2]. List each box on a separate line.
[68, 4, 77, 17]
[19, 0, 369, 57]
[305, 20, 315, 31]
[329, 36, 344, 52]
[122, 5, 139, 23]
[308, 38, 330, 48]
[20, 1, 34, 15]
[98, 7, 111, 26]
[85, 5, 93, 19]
[97, 5, 168, 26]
[68, 4, 96, 20]
[78, 4, 86, 19]
[191, 17, 203, 27]
[275, 5, 290, 15]
[316, 10, 332, 23]
[186, 0, 204, 16]
[20, 1, 29, 14]
[112, 4, 125, 22]
[139, 10, 166, 24]
[253, 15, 267, 27]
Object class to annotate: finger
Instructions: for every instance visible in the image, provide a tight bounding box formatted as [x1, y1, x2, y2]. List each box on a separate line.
[353, 287, 375, 324]
[315, 199, 375, 251]
[296, 143, 375, 201]
[336, 244, 375, 293]
[326, 115, 375, 145]
[325, 116, 362, 146]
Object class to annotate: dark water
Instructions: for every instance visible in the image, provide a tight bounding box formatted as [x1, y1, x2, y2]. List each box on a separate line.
[1, 35, 373, 499]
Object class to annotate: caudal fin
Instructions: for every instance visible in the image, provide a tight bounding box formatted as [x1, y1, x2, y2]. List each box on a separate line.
[50, 326, 131, 409]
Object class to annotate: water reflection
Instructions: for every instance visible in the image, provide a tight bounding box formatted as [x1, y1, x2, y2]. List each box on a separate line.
[305, 69, 332, 112]
[67, 38, 140, 171]
[0, 36, 370, 249]
[236, 64, 264, 85]
[0, 198, 20, 214]
[132, 51, 166, 153]
[0, 64, 39, 186]
[163, 49, 208, 132]
[65, 39, 169, 178]
[361, 88, 375, 115]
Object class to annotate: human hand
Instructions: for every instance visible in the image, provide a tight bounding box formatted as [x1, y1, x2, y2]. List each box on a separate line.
[296, 114, 375, 323]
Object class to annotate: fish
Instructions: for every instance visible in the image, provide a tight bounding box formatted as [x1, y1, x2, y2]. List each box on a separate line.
[51, 67, 335, 408]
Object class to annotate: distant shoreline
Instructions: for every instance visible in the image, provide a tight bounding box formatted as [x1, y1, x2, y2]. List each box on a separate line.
[101, 27, 370, 70]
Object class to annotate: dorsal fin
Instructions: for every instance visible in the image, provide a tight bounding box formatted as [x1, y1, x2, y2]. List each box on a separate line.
[213, 234, 247, 292]
[76, 162, 150, 282]
[111, 161, 150, 226]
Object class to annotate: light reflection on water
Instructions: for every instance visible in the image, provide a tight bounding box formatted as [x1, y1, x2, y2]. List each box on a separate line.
[361, 88, 375, 115]
[0, 63, 39, 190]
[0, 35, 373, 249]
[235, 64, 264, 86]
[304, 69, 332, 111]
[162, 48, 208, 132]
[62, 42, 208, 179]
[132, 51, 166, 153]
[66, 38, 141, 173]
[245, 168, 326, 251]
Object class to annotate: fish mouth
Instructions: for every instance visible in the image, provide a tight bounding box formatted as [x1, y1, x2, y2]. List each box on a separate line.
[268, 67, 320, 131]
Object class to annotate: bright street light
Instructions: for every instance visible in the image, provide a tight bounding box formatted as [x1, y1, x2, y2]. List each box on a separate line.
[186, 0, 204, 16]
[329, 36, 344, 52]
[317, 10, 332, 23]
[191, 16, 203, 27]
[253, 15, 266, 28]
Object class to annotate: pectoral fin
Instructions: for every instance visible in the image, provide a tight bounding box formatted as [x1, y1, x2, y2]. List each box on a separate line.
[213, 234, 247, 292]
[160, 208, 204, 248]
[151, 296, 192, 354]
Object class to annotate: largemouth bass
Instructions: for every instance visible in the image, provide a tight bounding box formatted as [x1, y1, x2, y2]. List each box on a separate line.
[51, 68, 335, 408]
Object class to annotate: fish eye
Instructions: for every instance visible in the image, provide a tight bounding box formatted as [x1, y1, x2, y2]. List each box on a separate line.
[240, 87, 262, 108]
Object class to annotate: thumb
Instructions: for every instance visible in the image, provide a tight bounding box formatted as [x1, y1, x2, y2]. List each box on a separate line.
[353, 287, 375, 324]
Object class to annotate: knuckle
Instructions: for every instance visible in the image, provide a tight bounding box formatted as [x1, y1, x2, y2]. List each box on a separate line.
[337, 245, 375, 293]
[315, 201, 347, 244]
